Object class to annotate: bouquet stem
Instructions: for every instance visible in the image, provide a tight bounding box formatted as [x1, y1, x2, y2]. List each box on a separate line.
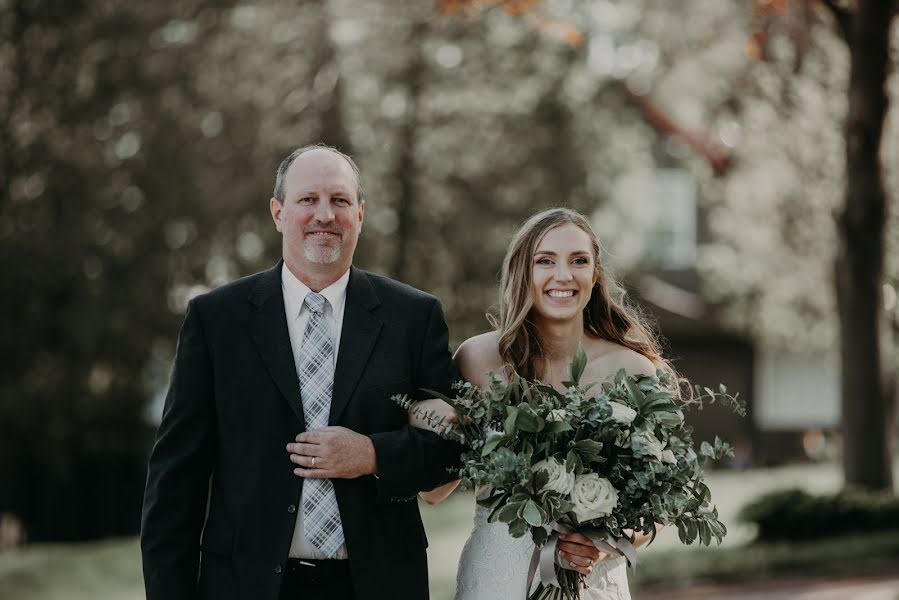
[529, 568, 584, 600]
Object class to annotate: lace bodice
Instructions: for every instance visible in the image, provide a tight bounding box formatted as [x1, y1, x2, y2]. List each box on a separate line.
[454, 493, 631, 600]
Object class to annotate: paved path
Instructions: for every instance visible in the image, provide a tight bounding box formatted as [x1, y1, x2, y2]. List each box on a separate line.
[636, 574, 899, 600]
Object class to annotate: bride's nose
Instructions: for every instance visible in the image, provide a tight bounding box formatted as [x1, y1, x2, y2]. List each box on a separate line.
[554, 265, 574, 282]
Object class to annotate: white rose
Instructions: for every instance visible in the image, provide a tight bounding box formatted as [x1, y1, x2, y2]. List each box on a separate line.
[632, 430, 664, 461]
[531, 458, 575, 495]
[608, 402, 637, 425]
[661, 449, 677, 464]
[547, 409, 568, 422]
[570, 474, 618, 522]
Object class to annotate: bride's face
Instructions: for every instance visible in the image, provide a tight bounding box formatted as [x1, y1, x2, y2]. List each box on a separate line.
[530, 224, 597, 323]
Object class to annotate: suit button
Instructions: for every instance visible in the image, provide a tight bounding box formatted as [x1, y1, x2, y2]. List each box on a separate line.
[287, 504, 297, 514]
[274, 564, 283, 574]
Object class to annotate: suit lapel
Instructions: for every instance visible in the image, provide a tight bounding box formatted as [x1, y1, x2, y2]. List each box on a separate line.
[330, 267, 383, 424]
[249, 261, 306, 429]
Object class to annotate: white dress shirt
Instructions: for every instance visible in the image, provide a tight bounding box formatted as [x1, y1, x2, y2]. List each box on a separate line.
[281, 263, 350, 560]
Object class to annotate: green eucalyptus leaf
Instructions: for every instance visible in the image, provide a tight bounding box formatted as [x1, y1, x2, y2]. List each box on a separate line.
[531, 526, 549, 547]
[504, 407, 519, 437]
[543, 421, 573, 434]
[496, 502, 521, 524]
[676, 520, 688, 544]
[533, 468, 550, 490]
[522, 500, 543, 526]
[686, 520, 698, 544]
[565, 449, 582, 473]
[509, 518, 529, 538]
[516, 405, 542, 433]
[626, 378, 646, 408]
[481, 433, 505, 457]
[568, 344, 588, 385]
[699, 521, 712, 546]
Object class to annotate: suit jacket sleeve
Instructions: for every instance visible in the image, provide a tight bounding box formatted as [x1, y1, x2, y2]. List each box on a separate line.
[141, 299, 215, 600]
[368, 297, 463, 501]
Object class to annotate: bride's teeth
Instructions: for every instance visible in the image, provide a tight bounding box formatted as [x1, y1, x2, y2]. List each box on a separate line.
[548, 290, 574, 298]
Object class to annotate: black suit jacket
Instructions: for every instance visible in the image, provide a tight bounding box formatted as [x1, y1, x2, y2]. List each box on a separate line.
[141, 263, 461, 600]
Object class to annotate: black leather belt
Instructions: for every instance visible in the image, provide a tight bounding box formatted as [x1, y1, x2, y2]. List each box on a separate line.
[281, 558, 354, 599]
[285, 558, 350, 579]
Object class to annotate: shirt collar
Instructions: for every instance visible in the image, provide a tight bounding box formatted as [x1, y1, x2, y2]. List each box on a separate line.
[281, 264, 350, 318]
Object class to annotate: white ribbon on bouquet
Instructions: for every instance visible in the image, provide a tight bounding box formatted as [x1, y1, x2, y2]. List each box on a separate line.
[526, 523, 637, 596]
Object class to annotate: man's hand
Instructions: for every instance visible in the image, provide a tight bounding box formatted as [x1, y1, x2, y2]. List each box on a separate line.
[287, 426, 378, 479]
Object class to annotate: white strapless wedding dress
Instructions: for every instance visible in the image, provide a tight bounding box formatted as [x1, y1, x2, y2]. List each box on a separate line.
[454, 498, 631, 600]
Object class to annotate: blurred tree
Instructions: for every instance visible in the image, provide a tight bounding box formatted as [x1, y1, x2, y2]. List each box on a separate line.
[823, 0, 896, 492]
[696, 0, 897, 491]
[0, 0, 348, 540]
[328, 0, 657, 337]
[436, 0, 898, 491]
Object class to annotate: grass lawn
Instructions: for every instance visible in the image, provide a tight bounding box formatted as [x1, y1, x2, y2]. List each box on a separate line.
[2, 460, 897, 599]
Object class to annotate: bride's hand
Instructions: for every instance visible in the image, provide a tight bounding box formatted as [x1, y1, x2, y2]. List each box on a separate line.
[408, 398, 457, 432]
[558, 533, 605, 576]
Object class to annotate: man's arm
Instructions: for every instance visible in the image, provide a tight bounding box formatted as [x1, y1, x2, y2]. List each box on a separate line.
[141, 299, 216, 600]
[368, 298, 463, 501]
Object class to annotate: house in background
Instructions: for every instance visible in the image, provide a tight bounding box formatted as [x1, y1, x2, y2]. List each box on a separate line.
[596, 165, 841, 467]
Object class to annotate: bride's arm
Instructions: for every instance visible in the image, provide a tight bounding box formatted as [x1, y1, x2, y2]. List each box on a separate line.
[419, 480, 461, 505]
[415, 334, 501, 505]
[407, 398, 460, 504]
[408, 398, 457, 432]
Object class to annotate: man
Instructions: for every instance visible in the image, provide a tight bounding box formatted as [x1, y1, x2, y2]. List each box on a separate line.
[141, 145, 460, 600]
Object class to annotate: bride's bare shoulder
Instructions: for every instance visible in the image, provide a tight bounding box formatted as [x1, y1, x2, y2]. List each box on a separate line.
[586, 339, 657, 382]
[454, 331, 504, 388]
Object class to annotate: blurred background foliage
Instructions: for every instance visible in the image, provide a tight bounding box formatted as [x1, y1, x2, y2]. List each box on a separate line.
[1, 0, 897, 543]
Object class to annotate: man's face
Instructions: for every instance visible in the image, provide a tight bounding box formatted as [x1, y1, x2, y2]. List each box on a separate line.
[270, 149, 364, 274]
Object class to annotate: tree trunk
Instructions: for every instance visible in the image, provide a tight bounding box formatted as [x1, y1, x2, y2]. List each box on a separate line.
[391, 21, 427, 280]
[313, 0, 351, 153]
[835, 0, 895, 492]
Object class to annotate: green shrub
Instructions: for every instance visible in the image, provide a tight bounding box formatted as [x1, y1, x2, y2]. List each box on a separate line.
[739, 488, 899, 542]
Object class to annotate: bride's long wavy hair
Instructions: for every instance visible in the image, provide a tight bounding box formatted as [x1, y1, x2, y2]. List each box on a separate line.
[490, 208, 670, 381]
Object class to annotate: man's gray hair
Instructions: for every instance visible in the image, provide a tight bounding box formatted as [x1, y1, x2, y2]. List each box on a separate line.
[272, 143, 364, 204]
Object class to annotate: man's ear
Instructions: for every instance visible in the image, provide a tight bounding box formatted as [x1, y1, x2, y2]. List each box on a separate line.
[270, 197, 283, 232]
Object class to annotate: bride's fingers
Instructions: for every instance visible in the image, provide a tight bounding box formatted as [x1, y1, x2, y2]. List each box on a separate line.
[557, 540, 601, 562]
[562, 555, 593, 576]
[558, 549, 592, 568]
[559, 532, 593, 546]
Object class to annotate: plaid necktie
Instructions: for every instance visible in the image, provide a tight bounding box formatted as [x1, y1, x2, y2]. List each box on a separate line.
[299, 292, 344, 558]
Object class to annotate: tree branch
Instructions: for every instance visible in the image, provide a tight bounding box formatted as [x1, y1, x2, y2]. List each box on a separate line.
[621, 86, 733, 176]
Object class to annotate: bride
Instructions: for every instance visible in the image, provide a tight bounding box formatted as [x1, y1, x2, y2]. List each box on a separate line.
[411, 208, 668, 599]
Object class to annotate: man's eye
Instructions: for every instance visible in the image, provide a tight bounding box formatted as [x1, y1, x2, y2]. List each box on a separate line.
[299, 197, 314, 204]
[334, 198, 349, 205]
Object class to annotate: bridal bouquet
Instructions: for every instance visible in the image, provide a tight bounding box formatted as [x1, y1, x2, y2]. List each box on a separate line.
[395, 347, 743, 600]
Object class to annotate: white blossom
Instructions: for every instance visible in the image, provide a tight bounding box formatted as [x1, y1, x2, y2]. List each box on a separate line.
[532, 457, 576, 495]
[570, 474, 619, 522]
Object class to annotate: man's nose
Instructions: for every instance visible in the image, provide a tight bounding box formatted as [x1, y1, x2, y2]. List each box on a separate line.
[313, 200, 335, 222]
